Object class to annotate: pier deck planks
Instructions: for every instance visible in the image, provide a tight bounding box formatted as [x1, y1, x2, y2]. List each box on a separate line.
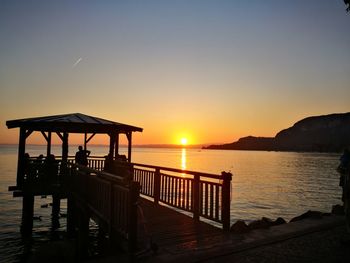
[137, 198, 225, 250]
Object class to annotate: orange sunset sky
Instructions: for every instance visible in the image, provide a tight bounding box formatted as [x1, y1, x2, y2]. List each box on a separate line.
[1, 1, 349, 146]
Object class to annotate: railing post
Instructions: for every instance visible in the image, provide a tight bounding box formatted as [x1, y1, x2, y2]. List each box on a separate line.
[129, 181, 140, 260]
[193, 174, 200, 221]
[67, 195, 76, 236]
[154, 168, 161, 204]
[221, 171, 232, 231]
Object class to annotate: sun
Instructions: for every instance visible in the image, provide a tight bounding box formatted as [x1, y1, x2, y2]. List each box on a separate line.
[180, 138, 188, 146]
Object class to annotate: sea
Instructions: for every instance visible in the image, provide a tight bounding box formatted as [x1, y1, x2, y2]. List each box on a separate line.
[0, 144, 342, 262]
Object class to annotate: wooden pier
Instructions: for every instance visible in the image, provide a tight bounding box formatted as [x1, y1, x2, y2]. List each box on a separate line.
[6, 113, 232, 261]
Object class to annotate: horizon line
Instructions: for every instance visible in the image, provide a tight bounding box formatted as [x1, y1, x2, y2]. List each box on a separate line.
[0, 143, 218, 148]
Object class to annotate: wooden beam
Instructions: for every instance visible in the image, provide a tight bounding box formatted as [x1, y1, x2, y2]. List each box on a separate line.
[41, 131, 52, 155]
[84, 133, 87, 150]
[62, 132, 69, 162]
[17, 128, 26, 187]
[127, 132, 132, 163]
[47, 132, 52, 156]
[25, 130, 33, 139]
[86, 133, 96, 144]
[56, 132, 64, 141]
[109, 133, 116, 159]
[41, 131, 49, 141]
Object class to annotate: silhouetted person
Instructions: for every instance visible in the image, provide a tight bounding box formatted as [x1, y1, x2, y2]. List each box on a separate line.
[338, 149, 350, 200]
[338, 148, 350, 239]
[37, 154, 44, 161]
[116, 154, 127, 162]
[75, 145, 91, 166]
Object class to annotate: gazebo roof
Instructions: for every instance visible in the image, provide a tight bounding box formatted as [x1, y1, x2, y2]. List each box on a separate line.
[6, 113, 143, 134]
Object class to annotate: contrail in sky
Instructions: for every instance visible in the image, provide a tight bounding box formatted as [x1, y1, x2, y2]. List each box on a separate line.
[72, 57, 82, 68]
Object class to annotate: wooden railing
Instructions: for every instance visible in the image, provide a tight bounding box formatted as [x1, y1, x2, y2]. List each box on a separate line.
[22, 158, 64, 186]
[67, 162, 140, 254]
[20, 156, 107, 188]
[131, 163, 232, 231]
[24, 156, 232, 231]
[82, 157, 232, 231]
[87, 157, 105, 171]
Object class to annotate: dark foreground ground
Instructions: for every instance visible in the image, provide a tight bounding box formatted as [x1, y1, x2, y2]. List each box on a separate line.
[29, 215, 349, 263]
[200, 224, 350, 263]
[139, 215, 349, 263]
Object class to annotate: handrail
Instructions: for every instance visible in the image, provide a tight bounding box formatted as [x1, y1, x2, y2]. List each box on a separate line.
[132, 162, 222, 180]
[72, 162, 125, 183]
[30, 156, 221, 179]
[30, 155, 106, 160]
[131, 161, 232, 230]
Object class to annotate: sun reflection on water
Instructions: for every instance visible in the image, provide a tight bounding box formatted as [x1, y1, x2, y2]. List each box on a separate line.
[181, 148, 186, 171]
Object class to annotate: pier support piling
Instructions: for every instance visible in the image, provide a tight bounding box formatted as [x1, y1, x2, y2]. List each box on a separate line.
[77, 208, 90, 261]
[67, 196, 76, 236]
[21, 194, 34, 236]
[52, 194, 60, 229]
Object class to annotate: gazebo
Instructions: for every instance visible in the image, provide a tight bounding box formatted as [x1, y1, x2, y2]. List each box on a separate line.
[6, 113, 232, 247]
[6, 113, 143, 189]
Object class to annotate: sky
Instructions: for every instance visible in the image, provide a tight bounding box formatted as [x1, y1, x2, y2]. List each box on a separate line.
[0, 0, 349, 146]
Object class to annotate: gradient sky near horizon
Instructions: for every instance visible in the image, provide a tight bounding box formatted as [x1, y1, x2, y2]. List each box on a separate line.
[1, 0, 349, 146]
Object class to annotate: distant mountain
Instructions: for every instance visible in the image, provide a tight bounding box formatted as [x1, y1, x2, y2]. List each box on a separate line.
[204, 112, 350, 152]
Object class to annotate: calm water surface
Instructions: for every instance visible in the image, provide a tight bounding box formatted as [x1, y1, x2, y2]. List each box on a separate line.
[0, 145, 342, 262]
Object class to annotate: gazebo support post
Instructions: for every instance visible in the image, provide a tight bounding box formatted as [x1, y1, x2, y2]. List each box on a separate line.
[109, 133, 116, 159]
[114, 133, 119, 158]
[62, 132, 69, 163]
[17, 128, 26, 188]
[47, 132, 51, 156]
[84, 133, 87, 150]
[127, 132, 132, 163]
